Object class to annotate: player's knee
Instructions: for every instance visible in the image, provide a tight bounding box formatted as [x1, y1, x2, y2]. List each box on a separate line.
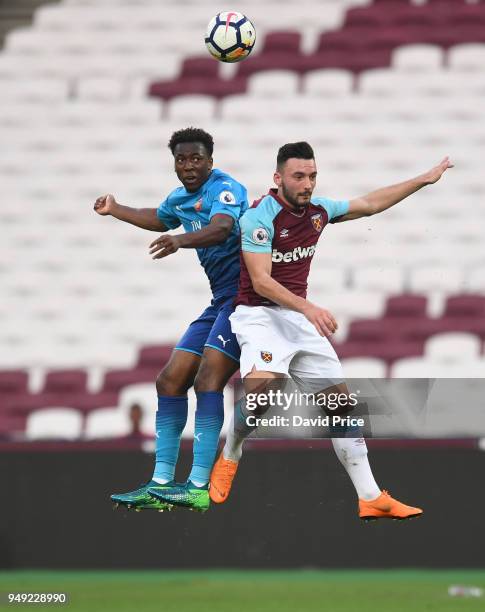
[193, 363, 224, 393]
[156, 369, 189, 396]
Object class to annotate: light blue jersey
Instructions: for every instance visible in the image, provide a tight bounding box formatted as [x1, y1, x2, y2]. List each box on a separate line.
[157, 169, 248, 299]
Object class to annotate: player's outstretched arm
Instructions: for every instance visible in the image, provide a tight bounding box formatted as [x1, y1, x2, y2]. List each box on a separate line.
[335, 156, 454, 222]
[149, 214, 234, 260]
[243, 251, 338, 337]
[93, 194, 168, 232]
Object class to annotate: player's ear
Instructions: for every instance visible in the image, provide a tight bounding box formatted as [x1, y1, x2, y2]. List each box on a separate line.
[274, 170, 282, 187]
[208, 157, 213, 170]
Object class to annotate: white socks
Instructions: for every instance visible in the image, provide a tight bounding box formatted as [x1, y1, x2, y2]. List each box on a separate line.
[331, 437, 381, 501]
[222, 413, 245, 462]
[152, 477, 170, 485]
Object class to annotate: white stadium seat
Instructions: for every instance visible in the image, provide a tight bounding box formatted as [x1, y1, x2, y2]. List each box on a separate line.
[341, 358, 387, 378]
[167, 95, 217, 121]
[351, 266, 405, 294]
[448, 43, 485, 72]
[424, 333, 482, 361]
[77, 78, 127, 102]
[392, 45, 444, 72]
[84, 408, 131, 439]
[26, 408, 83, 440]
[0, 79, 69, 103]
[247, 70, 300, 97]
[391, 357, 485, 379]
[409, 266, 465, 294]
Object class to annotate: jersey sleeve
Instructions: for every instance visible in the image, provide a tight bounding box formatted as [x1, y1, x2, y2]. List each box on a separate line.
[208, 180, 247, 223]
[240, 206, 275, 254]
[312, 196, 350, 223]
[156, 196, 182, 230]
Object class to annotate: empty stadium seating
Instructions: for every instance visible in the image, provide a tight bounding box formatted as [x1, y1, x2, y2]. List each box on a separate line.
[1, 0, 484, 440]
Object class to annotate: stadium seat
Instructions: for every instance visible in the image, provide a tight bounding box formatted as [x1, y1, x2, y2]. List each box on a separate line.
[136, 345, 173, 370]
[149, 57, 246, 101]
[449, 43, 485, 71]
[0, 370, 29, 399]
[41, 370, 88, 395]
[101, 368, 160, 394]
[167, 95, 217, 121]
[302, 68, 354, 96]
[247, 70, 300, 97]
[237, 31, 306, 78]
[384, 294, 428, 318]
[0, 79, 69, 103]
[391, 356, 485, 379]
[341, 357, 387, 378]
[25, 408, 83, 440]
[351, 266, 404, 294]
[443, 294, 485, 318]
[409, 266, 464, 293]
[424, 332, 482, 360]
[84, 407, 131, 439]
[77, 78, 126, 102]
[465, 269, 485, 293]
[392, 44, 444, 71]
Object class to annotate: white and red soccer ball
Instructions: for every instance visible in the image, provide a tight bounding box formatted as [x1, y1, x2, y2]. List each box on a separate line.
[205, 11, 256, 63]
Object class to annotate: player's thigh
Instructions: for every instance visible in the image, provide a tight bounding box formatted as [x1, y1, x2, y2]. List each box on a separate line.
[156, 304, 217, 395]
[195, 298, 239, 392]
[289, 322, 345, 385]
[230, 305, 295, 378]
[156, 349, 201, 396]
[204, 297, 241, 364]
[175, 302, 218, 358]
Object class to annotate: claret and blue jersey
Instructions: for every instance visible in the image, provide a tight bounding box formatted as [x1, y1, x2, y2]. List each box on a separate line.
[236, 188, 350, 307]
[157, 168, 248, 300]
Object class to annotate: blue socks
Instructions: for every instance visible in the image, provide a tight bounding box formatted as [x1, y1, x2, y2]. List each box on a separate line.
[189, 391, 224, 486]
[153, 395, 188, 483]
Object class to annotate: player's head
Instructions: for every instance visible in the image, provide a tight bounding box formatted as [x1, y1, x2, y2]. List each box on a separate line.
[274, 142, 317, 208]
[168, 127, 214, 192]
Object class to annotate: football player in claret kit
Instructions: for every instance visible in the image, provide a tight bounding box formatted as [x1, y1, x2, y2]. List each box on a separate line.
[210, 141, 452, 520]
[94, 128, 247, 512]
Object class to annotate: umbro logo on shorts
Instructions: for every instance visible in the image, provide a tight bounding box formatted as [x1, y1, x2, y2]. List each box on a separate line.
[272, 245, 317, 263]
[260, 351, 273, 363]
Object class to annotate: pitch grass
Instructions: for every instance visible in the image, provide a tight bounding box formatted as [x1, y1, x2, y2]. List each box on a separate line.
[1, 570, 484, 611]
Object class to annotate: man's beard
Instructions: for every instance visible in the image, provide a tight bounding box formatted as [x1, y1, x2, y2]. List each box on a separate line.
[282, 183, 312, 210]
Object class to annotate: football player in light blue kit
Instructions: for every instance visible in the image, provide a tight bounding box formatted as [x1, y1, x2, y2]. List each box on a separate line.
[94, 128, 248, 512]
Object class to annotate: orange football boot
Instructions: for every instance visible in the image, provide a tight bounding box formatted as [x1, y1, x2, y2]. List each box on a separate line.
[359, 490, 423, 521]
[209, 454, 239, 503]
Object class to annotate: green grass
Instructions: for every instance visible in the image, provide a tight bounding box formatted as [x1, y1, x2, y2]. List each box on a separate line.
[1, 570, 484, 612]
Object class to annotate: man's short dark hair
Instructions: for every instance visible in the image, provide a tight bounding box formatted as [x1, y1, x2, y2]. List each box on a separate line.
[277, 141, 314, 170]
[168, 127, 214, 157]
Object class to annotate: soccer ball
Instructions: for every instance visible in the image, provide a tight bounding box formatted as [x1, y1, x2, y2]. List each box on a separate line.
[205, 11, 256, 63]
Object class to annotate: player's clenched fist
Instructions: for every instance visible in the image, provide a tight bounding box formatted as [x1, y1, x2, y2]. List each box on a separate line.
[94, 194, 117, 216]
[302, 303, 338, 337]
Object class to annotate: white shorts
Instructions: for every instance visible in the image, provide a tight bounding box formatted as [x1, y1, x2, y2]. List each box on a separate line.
[230, 305, 344, 386]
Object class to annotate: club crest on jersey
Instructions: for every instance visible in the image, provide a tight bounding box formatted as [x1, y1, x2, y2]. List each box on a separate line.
[194, 198, 202, 211]
[260, 351, 273, 363]
[219, 190, 236, 205]
[311, 213, 323, 232]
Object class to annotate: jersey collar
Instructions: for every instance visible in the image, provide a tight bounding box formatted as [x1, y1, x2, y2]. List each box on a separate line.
[267, 188, 307, 217]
